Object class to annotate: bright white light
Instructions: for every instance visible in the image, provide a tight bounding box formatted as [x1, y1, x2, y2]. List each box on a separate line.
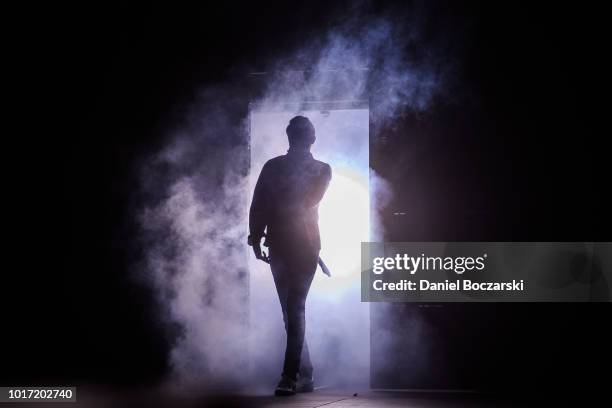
[316, 167, 369, 292]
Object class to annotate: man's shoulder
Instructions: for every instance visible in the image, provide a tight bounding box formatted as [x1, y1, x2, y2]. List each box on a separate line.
[312, 158, 331, 169]
[264, 154, 330, 175]
[312, 159, 331, 176]
[313, 158, 330, 167]
[263, 155, 287, 168]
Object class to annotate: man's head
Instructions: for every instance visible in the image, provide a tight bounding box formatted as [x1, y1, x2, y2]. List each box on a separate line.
[286, 116, 316, 149]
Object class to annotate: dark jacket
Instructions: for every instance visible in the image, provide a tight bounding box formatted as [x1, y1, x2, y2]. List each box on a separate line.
[249, 149, 332, 251]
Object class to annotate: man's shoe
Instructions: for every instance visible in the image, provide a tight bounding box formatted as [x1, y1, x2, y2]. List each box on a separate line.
[296, 376, 314, 393]
[274, 376, 297, 396]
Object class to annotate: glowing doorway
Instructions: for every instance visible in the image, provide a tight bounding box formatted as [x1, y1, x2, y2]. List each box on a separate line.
[248, 104, 370, 387]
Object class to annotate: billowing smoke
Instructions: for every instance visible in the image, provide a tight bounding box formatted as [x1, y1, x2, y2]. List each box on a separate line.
[136, 2, 451, 393]
[257, 7, 445, 126]
[137, 90, 252, 389]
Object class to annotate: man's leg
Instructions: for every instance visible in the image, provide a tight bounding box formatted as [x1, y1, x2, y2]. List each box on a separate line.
[282, 271, 314, 381]
[277, 309, 313, 380]
[300, 339, 314, 380]
[270, 247, 317, 388]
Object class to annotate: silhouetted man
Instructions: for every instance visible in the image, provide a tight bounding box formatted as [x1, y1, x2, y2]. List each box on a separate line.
[249, 116, 332, 396]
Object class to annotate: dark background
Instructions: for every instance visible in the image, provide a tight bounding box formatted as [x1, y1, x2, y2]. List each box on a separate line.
[6, 0, 609, 397]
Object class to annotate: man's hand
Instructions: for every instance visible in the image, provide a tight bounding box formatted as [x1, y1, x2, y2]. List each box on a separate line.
[248, 235, 270, 264]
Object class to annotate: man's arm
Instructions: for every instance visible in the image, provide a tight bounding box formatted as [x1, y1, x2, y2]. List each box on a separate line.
[305, 163, 332, 208]
[249, 162, 271, 263]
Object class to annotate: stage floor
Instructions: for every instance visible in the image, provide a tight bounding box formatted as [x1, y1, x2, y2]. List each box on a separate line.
[72, 388, 532, 407]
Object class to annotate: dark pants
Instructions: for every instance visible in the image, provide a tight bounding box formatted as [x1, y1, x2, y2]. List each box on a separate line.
[270, 244, 318, 381]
